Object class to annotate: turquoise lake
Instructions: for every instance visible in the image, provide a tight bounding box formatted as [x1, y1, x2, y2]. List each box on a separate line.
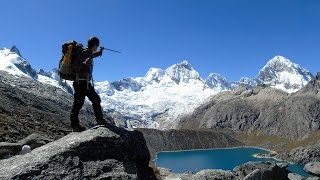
[155, 147, 309, 177]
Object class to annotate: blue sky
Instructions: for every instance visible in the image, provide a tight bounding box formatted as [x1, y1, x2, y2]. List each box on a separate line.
[1, 0, 320, 82]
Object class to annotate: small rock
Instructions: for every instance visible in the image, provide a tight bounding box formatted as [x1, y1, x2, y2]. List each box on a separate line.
[20, 145, 31, 155]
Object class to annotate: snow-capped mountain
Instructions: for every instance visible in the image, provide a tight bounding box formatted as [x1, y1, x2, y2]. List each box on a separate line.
[165, 60, 201, 83]
[95, 62, 217, 129]
[205, 73, 232, 92]
[257, 56, 313, 93]
[0, 46, 315, 129]
[237, 77, 258, 88]
[0, 47, 73, 93]
[0, 47, 36, 78]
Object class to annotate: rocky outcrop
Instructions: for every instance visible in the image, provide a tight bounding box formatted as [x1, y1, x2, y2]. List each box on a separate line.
[304, 162, 320, 177]
[178, 73, 320, 140]
[0, 126, 156, 180]
[277, 141, 320, 164]
[160, 161, 290, 180]
[138, 128, 243, 161]
[233, 161, 289, 180]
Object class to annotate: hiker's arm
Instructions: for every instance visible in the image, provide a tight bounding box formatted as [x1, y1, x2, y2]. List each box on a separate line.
[92, 51, 102, 58]
[92, 48, 104, 58]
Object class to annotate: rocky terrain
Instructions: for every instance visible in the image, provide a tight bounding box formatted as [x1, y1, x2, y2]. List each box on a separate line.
[160, 161, 291, 180]
[0, 126, 156, 179]
[177, 73, 320, 140]
[0, 71, 115, 143]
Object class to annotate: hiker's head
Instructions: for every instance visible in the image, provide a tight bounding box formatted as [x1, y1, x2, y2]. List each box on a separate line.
[88, 37, 100, 51]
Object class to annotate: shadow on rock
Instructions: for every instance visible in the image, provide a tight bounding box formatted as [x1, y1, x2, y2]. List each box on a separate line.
[0, 126, 156, 180]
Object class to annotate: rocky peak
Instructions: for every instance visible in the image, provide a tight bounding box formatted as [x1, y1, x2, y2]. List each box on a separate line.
[165, 60, 200, 83]
[205, 73, 232, 91]
[145, 68, 166, 82]
[10, 45, 22, 57]
[256, 55, 313, 93]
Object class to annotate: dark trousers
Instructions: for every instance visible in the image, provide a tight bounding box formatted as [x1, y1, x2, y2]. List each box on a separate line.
[70, 81, 104, 125]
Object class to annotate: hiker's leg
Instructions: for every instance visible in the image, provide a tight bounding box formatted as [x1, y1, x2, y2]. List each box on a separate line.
[86, 83, 104, 123]
[71, 81, 86, 125]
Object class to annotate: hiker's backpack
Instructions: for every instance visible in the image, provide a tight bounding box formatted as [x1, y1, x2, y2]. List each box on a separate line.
[58, 40, 83, 81]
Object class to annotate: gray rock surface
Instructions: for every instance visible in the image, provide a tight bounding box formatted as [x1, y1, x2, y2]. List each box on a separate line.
[178, 74, 320, 140]
[277, 142, 320, 164]
[162, 169, 235, 180]
[288, 173, 305, 180]
[193, 169, 236, 180]
[0, 126, 156, 180]
[304, 162, 320, 177]
[233, 161, 289, 180]
[160, 161, 291, 180]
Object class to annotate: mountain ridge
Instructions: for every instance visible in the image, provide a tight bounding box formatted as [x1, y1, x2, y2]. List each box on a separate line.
[0, 46, 315, 129]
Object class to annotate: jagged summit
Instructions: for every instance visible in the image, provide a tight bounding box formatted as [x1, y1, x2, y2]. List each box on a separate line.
[257, 55, 313, 93]
[165, 60, 200, 83]
[10, 45, 22, 57]
[205, 73, 231, 91]
[0, 47, 36, 78]
[144, 68, 166, 82]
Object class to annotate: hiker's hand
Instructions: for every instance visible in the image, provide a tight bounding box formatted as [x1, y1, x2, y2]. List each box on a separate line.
[84, 58, 93, 65]
[100, 47, 104, 53]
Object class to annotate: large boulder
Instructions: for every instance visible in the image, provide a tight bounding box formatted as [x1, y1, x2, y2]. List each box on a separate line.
[0, 126, 156, 179]
[233, 161, 290, 180]
[304, 162, 320, 177]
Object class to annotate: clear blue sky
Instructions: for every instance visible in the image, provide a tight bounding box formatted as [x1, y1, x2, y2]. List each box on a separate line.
[1, 0, 320, 82]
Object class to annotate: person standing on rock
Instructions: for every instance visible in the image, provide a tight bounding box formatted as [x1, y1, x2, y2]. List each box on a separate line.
[70, 37, 108, 132]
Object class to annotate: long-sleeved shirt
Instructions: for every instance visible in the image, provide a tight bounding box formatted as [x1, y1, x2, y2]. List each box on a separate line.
[73, 48, 102, 81]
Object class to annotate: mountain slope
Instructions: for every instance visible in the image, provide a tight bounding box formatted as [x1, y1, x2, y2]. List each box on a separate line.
[177, 74, 320, 140]
[0, 71, 101, 142]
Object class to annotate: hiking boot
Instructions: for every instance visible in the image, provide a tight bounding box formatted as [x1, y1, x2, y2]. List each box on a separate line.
[71, 124, 86, 132]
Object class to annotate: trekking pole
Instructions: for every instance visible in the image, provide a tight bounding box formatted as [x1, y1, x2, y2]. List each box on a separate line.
[101, 47, 121, 53]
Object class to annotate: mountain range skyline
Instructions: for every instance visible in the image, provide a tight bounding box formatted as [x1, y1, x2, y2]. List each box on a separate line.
[0, 46, 315, 86]
[0, 45, 315, 129]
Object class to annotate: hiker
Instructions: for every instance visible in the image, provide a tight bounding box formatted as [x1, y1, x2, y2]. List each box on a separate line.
[70, 37, 107, 132]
